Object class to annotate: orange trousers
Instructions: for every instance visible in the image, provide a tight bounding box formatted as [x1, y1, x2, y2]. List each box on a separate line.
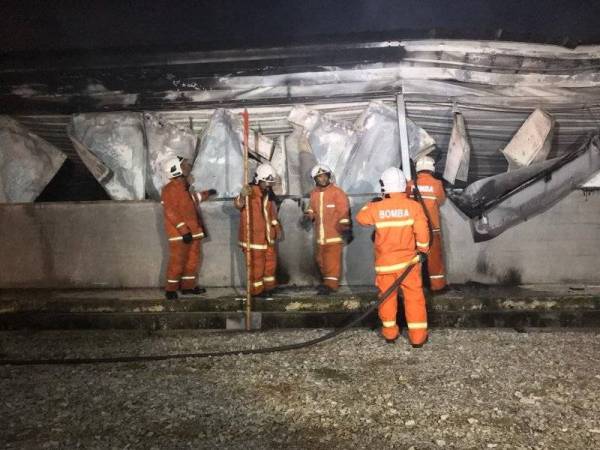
[316, 243, 343, 290]
[375, 263, 428, 345]
[243, 246, 277, 295]
[427, 231, 446, 291]
[166, 239, 202, 292]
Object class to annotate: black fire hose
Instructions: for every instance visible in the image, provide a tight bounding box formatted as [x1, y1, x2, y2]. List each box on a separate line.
[0, 263, 418, 366]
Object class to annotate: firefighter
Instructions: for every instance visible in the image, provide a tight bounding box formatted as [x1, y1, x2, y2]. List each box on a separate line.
[234, 163, 282, 297]
[161, 156, 217, 300]
[302, 164, 352, 295]
[407, 156, 447, 291]
[356, 167, 430, 347]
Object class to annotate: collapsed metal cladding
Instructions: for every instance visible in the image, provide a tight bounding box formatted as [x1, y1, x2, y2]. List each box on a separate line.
[1, 40, 600, 288]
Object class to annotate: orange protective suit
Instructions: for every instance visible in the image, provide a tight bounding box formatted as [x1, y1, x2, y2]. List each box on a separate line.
[356, 193, 430, 345]
[161, 178, 209, 292]
[234, 185, 281, 295]
[407, 172, 447, 290]
[305, 183, 351, 290]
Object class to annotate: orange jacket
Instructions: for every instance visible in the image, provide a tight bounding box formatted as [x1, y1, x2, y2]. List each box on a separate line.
[356, 193, 430, 274]
[407, 172, 446, 231]
[305, 183, 351, 245]
[234, 184, 280, 249]
[161, 177, 207, 242]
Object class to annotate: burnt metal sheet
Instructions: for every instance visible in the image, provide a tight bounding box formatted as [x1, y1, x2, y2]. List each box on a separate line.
[0, 116, 66, 203]
[471, 134, 600, 241]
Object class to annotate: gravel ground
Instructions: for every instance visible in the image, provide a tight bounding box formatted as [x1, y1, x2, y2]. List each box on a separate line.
[1, 328, 599, 449]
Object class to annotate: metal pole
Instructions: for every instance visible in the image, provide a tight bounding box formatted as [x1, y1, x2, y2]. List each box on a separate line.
[242, 109, 252, 331]
[396, 88, 412, 182]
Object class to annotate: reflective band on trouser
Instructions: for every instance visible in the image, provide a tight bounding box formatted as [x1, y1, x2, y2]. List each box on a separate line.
[253, 281, 264, 288]
[192, 232, 204, 239]
[168, 236, 183, 241]
[382, 320, 396, 328]
[263, 276, 275, 283]
[430, 275, 445, 279]
[271, 220, 279, 226]
[318, 237, 343, 245]
[375, 256, 420, 274]
[432, 228, 441, 233]
[167, 279, 179, 283]
[176, 222, 186, 229]
[181, 276, 195, 280]
[239, 241, 268, 250]
[339, 218, 350, 224]
[416, 241, 429, 249]
[375, 219, 414, 229]
[407, 322, 428, 330]
[323, 277, 338, 281]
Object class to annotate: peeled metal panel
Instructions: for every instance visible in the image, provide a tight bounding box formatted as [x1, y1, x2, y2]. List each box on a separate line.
[500, 108, 555, 171]
[191, 109, 245, 198]
[70, 113, 146, 200]
[452, 158, 560, 218]
[0, 116, 66, 203]
[143, 112, 197, 200]
[473, 135, 600, 241]
[443, 112, 471, 184]
[340, 101, 436, 194]
[270, 135, 287, 196]
[288, 105, 357, 179]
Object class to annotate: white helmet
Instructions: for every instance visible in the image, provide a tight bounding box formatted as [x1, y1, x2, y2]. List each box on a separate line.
[254, 163, 277, 184]
[416, 156, 435, 173]
[164, 156, 184, 179]
[310, 164, 332, 179]
[379, 167, 406, 193]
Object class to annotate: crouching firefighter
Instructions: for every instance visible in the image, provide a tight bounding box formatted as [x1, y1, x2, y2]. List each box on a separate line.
[302, 164, 352, 295]
[407, 156, 447, 291]
[356, 167, 430, 347]
[161, 156, 217, 300]
[234, 163, 282, 298]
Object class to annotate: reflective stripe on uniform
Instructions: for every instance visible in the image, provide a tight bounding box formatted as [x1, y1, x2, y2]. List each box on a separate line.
[167, 279, 179, 283]
[181, 276, 195, 280]
[239, 241, 268, 250]
[192, 232, 204, 239]
[339, 218, 350, 224]
[419, 195, 437, 200]
[176, 222, 186, 229]
[416, 241, 429, 248]
[253, 281, 264, 288]
[375, 219, 414, 229]
[305, 209, 314, 213]
[382, 320, 396, 328]
[407, 322, 428, 330]
[375, 256, 420, 274]
[318, 237, 343, 245]
[430, 275, 445, 279]
[323, 276, 338, 281]
[432, 228, 441, 233]
[263, 196, 273, 245]
[271, 220, 279, 226]
[168, 236, 183, 241]
[263, 276, 275, 282]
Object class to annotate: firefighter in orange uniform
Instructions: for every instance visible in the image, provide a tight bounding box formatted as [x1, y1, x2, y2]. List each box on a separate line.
[303, 164, 352, 295]
[407, 156, 447, 291]
[356, 167, 430, 347]
[161, 156, 217, 300]
[234, 163, 282, 297]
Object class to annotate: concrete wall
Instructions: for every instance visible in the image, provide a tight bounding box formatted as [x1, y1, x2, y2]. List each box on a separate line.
[1, 191, 599, 288]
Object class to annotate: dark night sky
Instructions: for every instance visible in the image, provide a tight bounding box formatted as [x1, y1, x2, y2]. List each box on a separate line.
[1, 0, 600, 54]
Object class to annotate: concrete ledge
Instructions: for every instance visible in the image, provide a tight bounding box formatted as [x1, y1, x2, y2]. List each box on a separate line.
[1, 284, 599, 330]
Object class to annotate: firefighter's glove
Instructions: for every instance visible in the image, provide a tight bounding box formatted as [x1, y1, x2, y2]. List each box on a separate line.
[182, 233, 193, 244]
[342, 229, 354, 244]
[418, 252, 428, 264]
[300, 214, 313, 232]
[240, 186, 252, 197]
[207, 189, 218, 197]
